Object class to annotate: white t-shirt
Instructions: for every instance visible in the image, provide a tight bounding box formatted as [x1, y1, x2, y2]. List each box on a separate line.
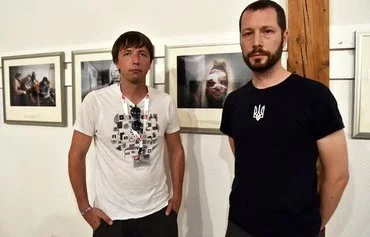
[74, 83, 180, 220]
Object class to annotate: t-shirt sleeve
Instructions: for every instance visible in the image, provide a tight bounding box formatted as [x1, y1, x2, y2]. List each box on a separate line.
[311, 86, 344, 140]
[165, 96, 180, 134]
[73, 91, 99, 137]
[220, 93, 234, 137]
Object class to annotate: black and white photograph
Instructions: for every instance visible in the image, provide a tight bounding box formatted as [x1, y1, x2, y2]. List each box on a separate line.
[166, 43, 251, 133]
[72, 49, 153, 121]
[1, 52, 66, 126]
[9, 64, 57, 107]
[72, 49, 119, 121]
[177, 53, 251, 109]
[79, 59, 119, 100]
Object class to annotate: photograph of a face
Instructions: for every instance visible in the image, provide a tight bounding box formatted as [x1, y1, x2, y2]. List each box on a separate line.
[177, 53, 251, 109]
[9, 64, 56, 107]
[166, 43, 252, 134]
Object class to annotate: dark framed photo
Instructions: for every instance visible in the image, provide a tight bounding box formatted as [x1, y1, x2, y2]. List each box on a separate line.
[1, 52, 66, 126]
[165, 43, 252, 134]
[72, 49, 154, 121]
[353, 31, 370, 139]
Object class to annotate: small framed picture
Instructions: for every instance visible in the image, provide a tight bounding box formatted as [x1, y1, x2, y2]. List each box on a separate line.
[1, 52, 66, 126]
[165, 43, 252, 134]
[353, 31, 370, 139]
[72, 49, 154, 122]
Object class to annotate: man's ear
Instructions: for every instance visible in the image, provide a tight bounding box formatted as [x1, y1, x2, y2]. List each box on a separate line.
[283, 30, 288, 49]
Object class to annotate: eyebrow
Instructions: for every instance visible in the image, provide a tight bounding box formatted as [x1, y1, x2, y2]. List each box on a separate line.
[137, 49, 149, 54]
[122, 48, 148, 52]
[242, 25, 276, 31]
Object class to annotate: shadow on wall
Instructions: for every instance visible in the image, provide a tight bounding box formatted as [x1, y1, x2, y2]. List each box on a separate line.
[217, 135, 235, 234]
[32, 214, 90, 237]
[0, 223, 10, 237]
[180, 133, 213, 237]
[218, 135, 234, 187]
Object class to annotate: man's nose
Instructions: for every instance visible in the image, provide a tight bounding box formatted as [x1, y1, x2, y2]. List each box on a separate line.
[252, 32, 262, 47]
[132, 53, 140, 64]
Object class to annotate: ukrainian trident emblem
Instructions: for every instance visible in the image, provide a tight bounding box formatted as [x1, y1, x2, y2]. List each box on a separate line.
[253, 104, 265, 121]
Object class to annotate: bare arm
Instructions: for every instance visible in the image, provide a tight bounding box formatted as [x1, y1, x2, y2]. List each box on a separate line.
[68, 130, 112, 229]
[228, 136, 235, 157]
[164, 131, 185, 215]
[12, 79, 26, 95]
[317, 129, 349, 230]
[68, 130, 93, 212]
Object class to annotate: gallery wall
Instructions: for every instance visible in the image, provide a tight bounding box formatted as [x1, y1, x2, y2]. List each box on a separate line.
[0, 0, 370, 236]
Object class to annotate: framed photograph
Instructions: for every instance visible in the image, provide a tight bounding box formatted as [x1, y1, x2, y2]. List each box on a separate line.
[1, 52, 66, 126]
[353, 31, 370, 139]
[165, 43, 252, 134]
[72, 49, 154, 121]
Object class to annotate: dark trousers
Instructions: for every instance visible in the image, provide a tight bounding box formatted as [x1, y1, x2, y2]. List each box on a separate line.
[93, 207, 178, 237]
[225, 221, 254, 237]
[225, 221, 325, 237]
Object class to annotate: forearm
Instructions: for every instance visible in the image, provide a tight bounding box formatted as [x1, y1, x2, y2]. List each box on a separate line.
[228, 137, 235, 157]
[170, 148, 185, 197]
[319, 174, 349, 229]
[68, 152, 90, 211]
[14, 88, 26, 95]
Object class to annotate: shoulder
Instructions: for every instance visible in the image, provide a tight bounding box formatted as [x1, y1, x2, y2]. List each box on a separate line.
[149, 87, 174, 102]
[286, 74, 333, 98]
[95, 83, 118, 95]
[288, 74, 328, 90]
[86, 84, 119, 101]
[225, 81, 251, 101]
[82, 84, 118, 106]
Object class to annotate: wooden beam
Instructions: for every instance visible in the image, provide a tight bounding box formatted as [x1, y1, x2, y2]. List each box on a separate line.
[287, 0, 330, 86]
[287, 1, 330, 236]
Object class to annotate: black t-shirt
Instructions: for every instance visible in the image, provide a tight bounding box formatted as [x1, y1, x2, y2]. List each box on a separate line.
[220, 74, 344, 237]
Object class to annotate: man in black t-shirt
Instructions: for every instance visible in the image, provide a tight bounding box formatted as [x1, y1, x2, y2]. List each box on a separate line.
[220, 1, 349, 237]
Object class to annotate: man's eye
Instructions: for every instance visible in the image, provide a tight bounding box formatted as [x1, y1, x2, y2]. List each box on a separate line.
[264, 29, 273, 34]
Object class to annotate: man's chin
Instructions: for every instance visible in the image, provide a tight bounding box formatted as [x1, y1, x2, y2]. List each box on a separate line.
[248, 62, 273, 72]
[251, 66, 268, 72]
[127, 77, 146, 85]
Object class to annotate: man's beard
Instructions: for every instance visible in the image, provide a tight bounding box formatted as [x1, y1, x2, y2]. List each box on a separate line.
[243, 40, 283, 72]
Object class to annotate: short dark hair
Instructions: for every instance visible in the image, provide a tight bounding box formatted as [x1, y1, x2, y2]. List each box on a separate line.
[239, 0, 286, 33]
[111, 31, 154, 64]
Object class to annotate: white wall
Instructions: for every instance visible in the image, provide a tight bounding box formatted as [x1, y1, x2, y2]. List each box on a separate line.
[0, 0, 369, 236]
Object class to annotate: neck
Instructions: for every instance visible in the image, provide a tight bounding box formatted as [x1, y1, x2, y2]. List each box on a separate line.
[251, 62, 291, 89]
[120, 80, 148, 105]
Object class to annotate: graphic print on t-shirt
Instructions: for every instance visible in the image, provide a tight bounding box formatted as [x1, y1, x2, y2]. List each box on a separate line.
[111, 113, 159, 167]
[253, 104, 265, 121]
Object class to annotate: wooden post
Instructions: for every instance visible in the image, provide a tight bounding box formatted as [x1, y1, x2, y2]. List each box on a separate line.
[287, 0, 329, 86]
[287, 1, 329, 236]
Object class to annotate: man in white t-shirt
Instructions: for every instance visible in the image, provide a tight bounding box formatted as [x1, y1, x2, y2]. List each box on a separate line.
[68, 31, 185, 237]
